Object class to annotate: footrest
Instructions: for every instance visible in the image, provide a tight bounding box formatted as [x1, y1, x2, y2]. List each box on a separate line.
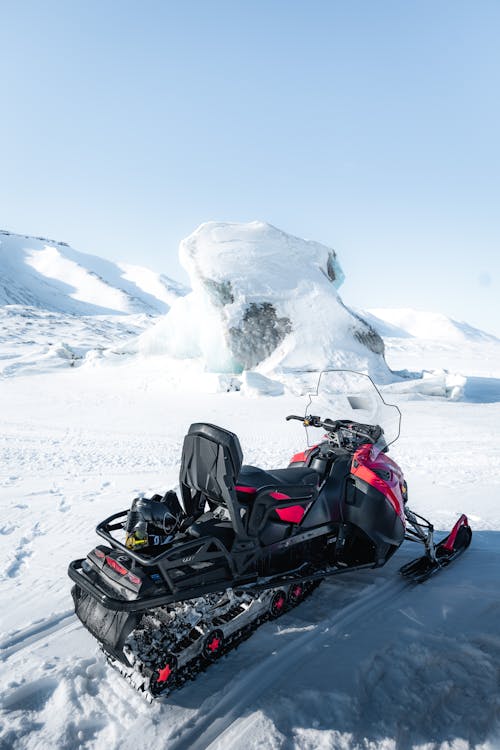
[400, 555, 440, 583]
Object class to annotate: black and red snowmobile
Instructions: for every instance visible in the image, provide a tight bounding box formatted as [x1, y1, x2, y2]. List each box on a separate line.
[68, 370, 471, 699]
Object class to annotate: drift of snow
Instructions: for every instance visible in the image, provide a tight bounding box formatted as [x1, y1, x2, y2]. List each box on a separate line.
[118, 263, 188, 309]
[138, 221, 388, 378]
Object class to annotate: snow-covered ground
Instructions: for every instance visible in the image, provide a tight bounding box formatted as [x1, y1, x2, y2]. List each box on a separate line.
[1, 335, 499, 750]
[1, 229, 500, 750]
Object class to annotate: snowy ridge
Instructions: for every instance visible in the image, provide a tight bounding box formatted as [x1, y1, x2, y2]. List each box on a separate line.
[361, 306, 500, 383]
[367, 307, 499, 344]
[0, 229, 186, 315]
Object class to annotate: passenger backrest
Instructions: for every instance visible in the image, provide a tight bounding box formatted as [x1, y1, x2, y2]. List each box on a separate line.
[180, 424, 244, 531]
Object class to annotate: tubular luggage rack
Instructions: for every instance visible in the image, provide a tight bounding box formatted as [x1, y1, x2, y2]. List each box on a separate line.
[68, 509, 242, 612]
[68, 506, 377, 613]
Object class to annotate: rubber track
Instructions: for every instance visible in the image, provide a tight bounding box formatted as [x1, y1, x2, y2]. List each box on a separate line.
[107, 580, 322, 701]
[166, 575, 411, 750]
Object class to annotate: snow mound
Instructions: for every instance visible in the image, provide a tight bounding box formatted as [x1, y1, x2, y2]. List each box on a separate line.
[241, 371, 285, 397]
[139, 221, 389, 378]
[0, 230, 186, 315]
[383, 369, 467, 400]
[368, 307, 499, 343]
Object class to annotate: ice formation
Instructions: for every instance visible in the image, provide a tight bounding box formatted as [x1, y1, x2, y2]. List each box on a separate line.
[139, 221, 389, 378]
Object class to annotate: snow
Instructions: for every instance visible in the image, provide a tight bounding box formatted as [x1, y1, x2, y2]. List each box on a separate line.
[1, 227, 500, 750]
[0, 306, 154, 378]
[137, 221, 389, 378]
[368, 308, 499, 344]
[118, 262, 188, 309]
[240, 371, 285, 397]
[0, 230, 184, 315]
[364, 306, 500, 382]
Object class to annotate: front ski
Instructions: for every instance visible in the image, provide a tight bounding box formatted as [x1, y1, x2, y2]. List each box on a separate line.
[400, 514, 471, 583]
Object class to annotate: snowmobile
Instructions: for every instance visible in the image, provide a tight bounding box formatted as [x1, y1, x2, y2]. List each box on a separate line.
[68, 370, 471, 699]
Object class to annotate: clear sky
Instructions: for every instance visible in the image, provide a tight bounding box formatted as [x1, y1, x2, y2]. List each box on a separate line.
[1, 1, 499, 334]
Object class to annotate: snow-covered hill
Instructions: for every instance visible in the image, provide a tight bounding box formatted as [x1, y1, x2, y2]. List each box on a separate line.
[0, 230, 186, 315]
[367, 307, 499, 344]
[363, 307, 500, 381]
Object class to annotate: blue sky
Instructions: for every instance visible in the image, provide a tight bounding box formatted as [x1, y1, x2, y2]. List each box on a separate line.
[1, 1, 499, 334]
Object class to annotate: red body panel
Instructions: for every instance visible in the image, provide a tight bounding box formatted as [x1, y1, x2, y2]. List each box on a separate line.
[235, 485, 257, 496]
[289, 445, 318, 465]
[275, 505, 306, 523]
[442, 514, 469, 551]
[351, 444, 406, 524]
[288, 440, 407, 528]
[235, 486, 308, 525]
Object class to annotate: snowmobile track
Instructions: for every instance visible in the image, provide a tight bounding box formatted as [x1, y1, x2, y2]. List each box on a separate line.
[0, 610, 78, 662]
[185, 576, 412, 750]
[134, 574, 412, 750]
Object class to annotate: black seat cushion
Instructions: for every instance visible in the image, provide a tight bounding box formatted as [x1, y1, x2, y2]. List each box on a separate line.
[236, 465, 318, 495]
[187, 519, 235, 549]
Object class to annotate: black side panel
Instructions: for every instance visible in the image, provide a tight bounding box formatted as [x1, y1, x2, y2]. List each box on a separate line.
[305, 454, 351, 527]
[342, 478, 405, 564]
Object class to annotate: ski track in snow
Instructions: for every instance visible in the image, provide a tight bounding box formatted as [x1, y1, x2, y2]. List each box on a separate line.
[0, 611, 77, 662]
[165, 577, 408, 750]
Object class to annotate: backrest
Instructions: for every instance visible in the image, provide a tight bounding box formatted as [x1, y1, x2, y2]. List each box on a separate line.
[180, 423, 247, 538]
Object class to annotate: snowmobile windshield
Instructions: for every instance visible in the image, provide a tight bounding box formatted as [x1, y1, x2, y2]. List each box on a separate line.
[304, 370, 401, 458]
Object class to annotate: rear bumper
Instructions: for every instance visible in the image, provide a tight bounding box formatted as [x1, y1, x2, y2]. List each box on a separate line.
[68, 558, 252, 612]
[69, 559, 179, 612]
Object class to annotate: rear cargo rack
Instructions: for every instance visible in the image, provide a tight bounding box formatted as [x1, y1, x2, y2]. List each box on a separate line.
[68, 509, 241, 610]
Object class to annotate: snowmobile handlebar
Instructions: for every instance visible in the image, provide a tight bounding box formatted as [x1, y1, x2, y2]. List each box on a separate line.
[286, 414, 382, 446]
[286, 414, 341, 430]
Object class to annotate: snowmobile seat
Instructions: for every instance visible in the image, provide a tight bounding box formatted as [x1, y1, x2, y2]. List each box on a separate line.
[180, 422, 249, 539]
[180, 423, 243, 502]
[236, 465, 318, 503]
[187, 518, 235, 550]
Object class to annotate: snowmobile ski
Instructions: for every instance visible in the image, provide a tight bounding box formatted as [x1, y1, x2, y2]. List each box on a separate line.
[400, 513, 472, 583]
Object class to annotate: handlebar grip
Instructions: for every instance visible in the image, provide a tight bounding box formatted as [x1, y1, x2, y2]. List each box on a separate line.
[286, 415, 304, 422]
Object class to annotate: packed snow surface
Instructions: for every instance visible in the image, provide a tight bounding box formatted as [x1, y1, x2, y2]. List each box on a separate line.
[1, 226, 500, 749]
[1, 325, 500, 749]
[0, 352, 500, 750]
[138, 221, 388, 377]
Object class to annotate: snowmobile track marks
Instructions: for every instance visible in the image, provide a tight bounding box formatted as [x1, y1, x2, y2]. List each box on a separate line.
[0, 610, 77, 662]
[147, 576, 411, 750]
